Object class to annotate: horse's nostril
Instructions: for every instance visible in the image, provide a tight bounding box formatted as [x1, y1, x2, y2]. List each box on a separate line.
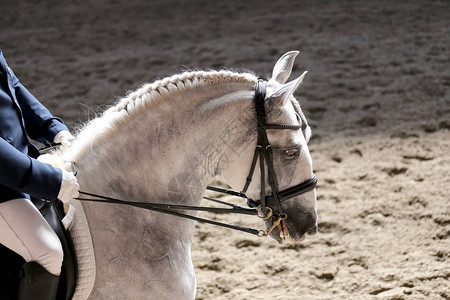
[307, 226, 318, 236]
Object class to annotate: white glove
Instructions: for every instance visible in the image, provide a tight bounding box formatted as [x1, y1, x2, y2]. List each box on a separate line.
[57, 169, 79, 203]
[54, 130, 75, 148]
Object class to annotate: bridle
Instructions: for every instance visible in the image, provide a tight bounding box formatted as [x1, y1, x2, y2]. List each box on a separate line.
[235, 79, 318, 234]
[70, 79, 317, 236]
[50, 79, 317, 237]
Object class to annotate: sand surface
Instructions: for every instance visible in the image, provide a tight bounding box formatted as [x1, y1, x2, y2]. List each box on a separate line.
[1, 0, 448, 299]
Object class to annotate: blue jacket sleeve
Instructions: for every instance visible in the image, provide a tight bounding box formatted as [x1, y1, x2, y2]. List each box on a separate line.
[0, 137, 62, 200]
[9, 67, 68, 144]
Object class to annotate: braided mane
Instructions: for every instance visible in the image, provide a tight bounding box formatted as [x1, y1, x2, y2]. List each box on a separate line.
[64, 70, 257, 161]
[106, 70, 256, 119]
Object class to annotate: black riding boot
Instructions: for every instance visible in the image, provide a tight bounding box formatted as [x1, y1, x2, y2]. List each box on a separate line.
[18, 262, 59, 300]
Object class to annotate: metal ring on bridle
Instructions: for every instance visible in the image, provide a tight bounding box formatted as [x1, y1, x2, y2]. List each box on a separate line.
[257, 206, 273, 220]
[261, 213, 288, 237]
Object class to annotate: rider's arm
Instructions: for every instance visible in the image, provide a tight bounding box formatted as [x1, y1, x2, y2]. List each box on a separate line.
[0, 137, 62, 200]
[8, 65, 68, 145]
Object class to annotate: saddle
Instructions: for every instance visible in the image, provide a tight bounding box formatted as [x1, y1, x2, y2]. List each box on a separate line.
[0, 199, 77, 300]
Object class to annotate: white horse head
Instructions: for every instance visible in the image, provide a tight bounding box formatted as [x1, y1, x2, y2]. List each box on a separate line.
[55, 51, 317, 299]
[221, 51, 317, 243]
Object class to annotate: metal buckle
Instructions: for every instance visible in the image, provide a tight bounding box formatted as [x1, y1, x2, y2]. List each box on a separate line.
[258, 213, 288, 237]
[256, 207, 288, 237]
[256, 206, 273, 220]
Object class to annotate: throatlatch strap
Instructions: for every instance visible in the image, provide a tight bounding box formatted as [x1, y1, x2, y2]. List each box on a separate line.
[241, 144, 261, 194]
[259, 134, 266, 214]
[242, 79, 269, 209]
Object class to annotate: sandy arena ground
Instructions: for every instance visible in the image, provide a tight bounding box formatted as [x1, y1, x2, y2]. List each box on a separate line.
[1, 0, 448, 299]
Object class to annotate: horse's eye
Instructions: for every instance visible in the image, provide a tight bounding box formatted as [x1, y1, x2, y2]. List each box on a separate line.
[284, 148, 298, 157]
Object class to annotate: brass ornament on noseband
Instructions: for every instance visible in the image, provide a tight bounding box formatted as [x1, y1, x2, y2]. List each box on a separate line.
[259, 213, 288, 237]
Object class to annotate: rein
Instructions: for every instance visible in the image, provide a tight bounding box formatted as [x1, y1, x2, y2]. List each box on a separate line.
[58, 79, 317, 237]
[38, 142, 62, 153]
[76, 190, 265, 236]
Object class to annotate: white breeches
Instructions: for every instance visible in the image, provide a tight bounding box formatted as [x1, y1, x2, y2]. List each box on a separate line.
[0, 198, 63, 276]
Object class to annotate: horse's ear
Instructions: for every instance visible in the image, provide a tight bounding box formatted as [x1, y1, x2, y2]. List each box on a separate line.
[268, 71, 307, 106]
[269, 51, 299, 84]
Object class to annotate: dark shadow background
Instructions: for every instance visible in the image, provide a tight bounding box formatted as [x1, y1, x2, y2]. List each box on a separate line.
[1, 0, 448, 143]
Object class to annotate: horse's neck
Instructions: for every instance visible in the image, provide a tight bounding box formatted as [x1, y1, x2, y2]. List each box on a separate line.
[73, 80, 256, 240]
[69, 80, 256, 297]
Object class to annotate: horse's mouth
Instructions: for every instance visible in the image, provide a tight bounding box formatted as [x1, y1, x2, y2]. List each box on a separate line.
[275, 220, 307, 244]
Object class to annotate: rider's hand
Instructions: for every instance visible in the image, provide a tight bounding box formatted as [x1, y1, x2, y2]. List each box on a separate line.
[57, 169, 79, 203]
[54, 130, 74, 148]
